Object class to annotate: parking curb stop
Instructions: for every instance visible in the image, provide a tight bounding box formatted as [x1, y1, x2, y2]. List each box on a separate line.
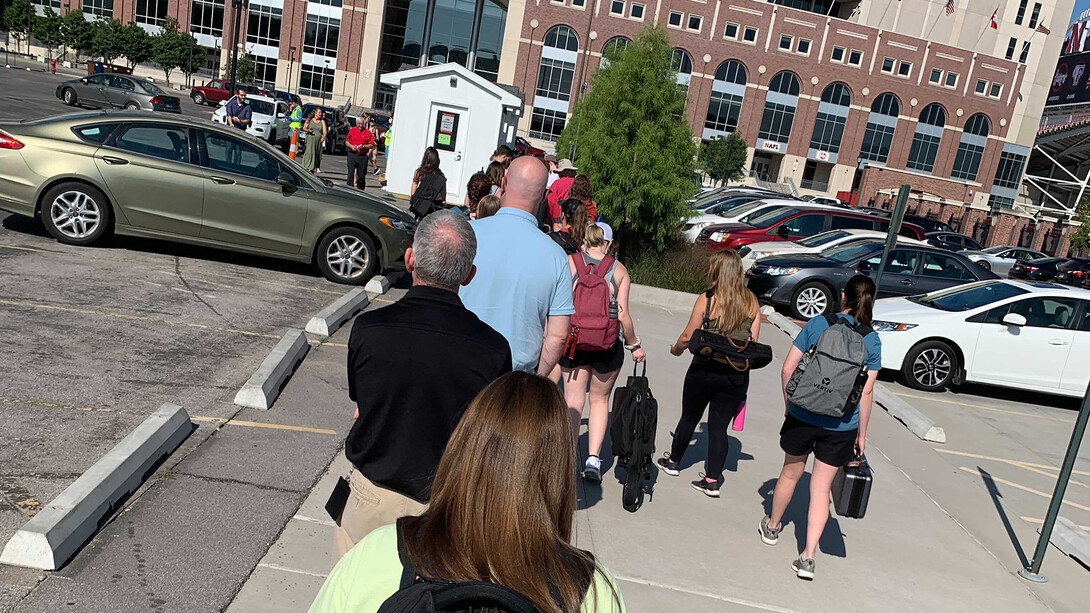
[629, 284, 699, 311]
[364, 272, 402, 295]
[0, 404, 191, 571]
[1045, 517, 1090, 567]
[764, 311, 946, 444]
[234, 330, 310, 410]
[305, 288, 369, 337]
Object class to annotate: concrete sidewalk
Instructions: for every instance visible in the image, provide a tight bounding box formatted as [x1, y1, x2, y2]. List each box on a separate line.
[225, 295, 1090, 612]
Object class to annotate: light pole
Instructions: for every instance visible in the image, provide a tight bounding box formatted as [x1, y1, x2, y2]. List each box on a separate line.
[322, 57, 332, 106]
[287, 45, 296, 97]
[228, 0, 247, 92]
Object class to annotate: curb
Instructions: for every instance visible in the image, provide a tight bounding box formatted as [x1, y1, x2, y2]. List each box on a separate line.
[629, 283, 698, 311]
[364, 271, 402, 295]
[0, 404, 192, 570]
[764, 310, 946, 444]
[234, 330, 310, 410]
[1046, 517, 1090, 568]
[305, 288, 369, 337]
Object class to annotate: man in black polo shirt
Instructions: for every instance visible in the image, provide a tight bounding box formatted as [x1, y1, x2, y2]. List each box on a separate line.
[336, 210, 511, 557]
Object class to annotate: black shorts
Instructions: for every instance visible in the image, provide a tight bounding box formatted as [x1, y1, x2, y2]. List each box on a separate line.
[559, 339, 625, 374]
[779, 415, 857, 467]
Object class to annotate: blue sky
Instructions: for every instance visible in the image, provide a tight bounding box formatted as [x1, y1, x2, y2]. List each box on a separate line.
[1072, 0, 1090, 25]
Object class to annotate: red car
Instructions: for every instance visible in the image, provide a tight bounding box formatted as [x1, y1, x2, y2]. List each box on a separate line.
[696, 206, 926, 250]
[513, 136, 546, 158]
[189, 79, 263, 106]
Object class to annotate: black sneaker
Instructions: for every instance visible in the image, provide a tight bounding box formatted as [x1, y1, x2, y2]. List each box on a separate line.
[656, 456, 680, 476]
[690, 473, 720, 498]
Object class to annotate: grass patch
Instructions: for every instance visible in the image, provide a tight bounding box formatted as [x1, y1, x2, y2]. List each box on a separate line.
[627, 243, 710, 294]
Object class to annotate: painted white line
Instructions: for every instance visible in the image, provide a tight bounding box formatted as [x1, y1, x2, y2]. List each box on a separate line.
[613, 574, 804, 613]
[257, 562, 329, 579]
[292, 514, 337, 527]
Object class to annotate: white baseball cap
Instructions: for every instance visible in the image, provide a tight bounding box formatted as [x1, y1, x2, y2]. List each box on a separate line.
[596, 221, 614, 242]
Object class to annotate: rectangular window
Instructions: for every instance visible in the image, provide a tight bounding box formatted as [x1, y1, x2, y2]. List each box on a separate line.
[82, 0, 113, 18]
[724, 22, 739, 39]
[687, 14, 703, 31]
[897, 61, 912, 77]
[989, 82, 1003, 98]
[797, 38, 811, 55]
[530, 107, 567, 141]
[572, 0, 585, 5]
[1019, 42, 1031, 64]
[848, 49, 863, 66]
[779, 34, 793, 50]
[630, 3, 644, 19]
[536, 58, 575, 102]
[668, 10, 683, 27]
[310, 0, 342, 6]
[253, 55, 278, 89]
[758, 102, 796, 144]
[809, 112, 846, 154]
[246, 4, 282, 49]
[742, 26, 758, 43]
[304, 14, 340, 57]
[1029, 3, 1041, 29]
[994, 151, 1027, 190]
[975, 79, 987, 94]
[906, 132, 942, 173]
[135, 0, 167, 26]
[298, 64, 335, 97]
[189, 0, 224, 38]
[929, 68, 942, 84]
[610, 0, 624, 15]
[945, 72, 958, 87]
[951, 142, 985, 181]
[831, 46, 845, 62]
[705, 91, 744, 134]
[1015, 0, 1027, 25]
[1005, 37, 1017, 60]
[860, 122, 896, 164]
[881, 57, 895, 73]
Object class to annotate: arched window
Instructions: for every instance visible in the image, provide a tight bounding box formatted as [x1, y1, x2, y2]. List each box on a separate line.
[530, 25, 579, 141]
[951, 114, 990, 181]
[672, 48, 693, 89]
[860, 93, 900, 164]
[809, 82, 851, 158]
[906, 103, 946, 173]
[758, 71, 800, 148]
[704, 60, 747, 137]
[600, 36, 630, 68]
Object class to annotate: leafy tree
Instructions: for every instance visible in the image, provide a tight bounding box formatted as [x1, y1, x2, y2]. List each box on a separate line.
[177, 34, 205, 87]
[234, 52, 256, 85]
[556, 25, 697, 252]
[3, 0, 32, 54]
[91, 18, 125, 66]
[151, 17, 185, 85]
[31, 6, 62, 59]
[61, 10, 94, 60]
[1070, 202, 1090, 254]
[699, 133, 749, 186]
[120, 21, 152, 69]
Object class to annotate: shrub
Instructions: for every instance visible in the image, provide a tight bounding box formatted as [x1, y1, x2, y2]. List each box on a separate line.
[626, 242, 711, 294]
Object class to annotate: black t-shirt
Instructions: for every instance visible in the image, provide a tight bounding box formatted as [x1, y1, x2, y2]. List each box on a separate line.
[346, 286, 512, 501]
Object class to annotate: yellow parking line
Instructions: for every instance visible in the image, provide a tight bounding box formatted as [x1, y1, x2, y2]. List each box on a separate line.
[191, 415, 336, 435]
[322, 342, 348, 348]
[0, 243, 50, 253]
[1020, 516, 1090, 531]
[375, 297, 395, 304]
[959, 467, 1090, 513]
[936, 449, 1090, 478]
[894, 391, 1072, 423]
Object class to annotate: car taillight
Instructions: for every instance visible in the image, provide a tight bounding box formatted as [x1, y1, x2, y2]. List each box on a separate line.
[0, 133, 23, 150]
[149, 96, 163, 104]
[1026, 267, 1039, 272]
[1073, 270, 1085, 278]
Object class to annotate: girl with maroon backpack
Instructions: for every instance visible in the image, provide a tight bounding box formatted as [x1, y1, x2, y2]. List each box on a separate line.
[561, 222, 646, 482]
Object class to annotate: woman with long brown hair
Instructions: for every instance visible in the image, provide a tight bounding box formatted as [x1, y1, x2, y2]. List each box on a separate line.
[309, 371, 625, 613]
[569, 174, 597, 222]
[549, 198, 589, 256]
[409, 146, 446, 220]
[661, 249, 761, 497]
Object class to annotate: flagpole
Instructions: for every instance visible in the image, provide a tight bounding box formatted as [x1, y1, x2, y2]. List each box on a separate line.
[973, 5, 1001, 49]
[924, 0, 951, 39]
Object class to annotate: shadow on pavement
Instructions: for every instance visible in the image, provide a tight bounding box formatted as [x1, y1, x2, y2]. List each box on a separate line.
[876, 366, 1078, 411]
[759, 476, 848, 558]
[978, 466, 1030, 568]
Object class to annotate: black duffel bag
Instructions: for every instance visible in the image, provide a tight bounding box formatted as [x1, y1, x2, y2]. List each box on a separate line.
[688, 291, 773, 371]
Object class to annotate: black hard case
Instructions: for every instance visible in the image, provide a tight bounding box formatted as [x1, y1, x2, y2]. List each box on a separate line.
[831, 456, 873, 519]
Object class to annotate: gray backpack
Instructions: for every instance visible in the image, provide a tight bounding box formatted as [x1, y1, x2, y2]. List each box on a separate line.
[786, 314, 873, 418]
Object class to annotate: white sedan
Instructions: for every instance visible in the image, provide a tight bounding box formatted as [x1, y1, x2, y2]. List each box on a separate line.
[739, 229, 925, 270]
[872, 280, 1090, 397]
[681, 199, 837, 242]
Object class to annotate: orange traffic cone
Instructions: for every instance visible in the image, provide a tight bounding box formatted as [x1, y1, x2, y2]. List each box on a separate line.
[289, 129, 299, 160]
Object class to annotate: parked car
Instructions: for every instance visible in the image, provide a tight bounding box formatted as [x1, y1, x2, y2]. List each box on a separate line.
[872, 280, 1090, 396]
[697, 206, 927, 251]
[189, 79, 263, 106]
[746, 240, 998, 320]
[1009, 257, 1077, 282]
[853, 208, 955, 234]
[512, 136, 545, 157]
[800, 195, 845, 206]
[1054, 258, 1090, 286]
[926, 231, 983, 252]
[367, 113, 391, 151]
[689, 186, 784, 208]
[738, 228, 926, 270]
[0, 113, 415, 284]
[56, 74, 181, 113]
[211, 94, 289, 145]
[298, 102, 353, 154]
[960, 246, 1047, 276]
[681, 194, 783, 240]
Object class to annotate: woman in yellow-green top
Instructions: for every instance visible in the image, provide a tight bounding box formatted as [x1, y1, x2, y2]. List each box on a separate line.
[309, 372, 626, 613]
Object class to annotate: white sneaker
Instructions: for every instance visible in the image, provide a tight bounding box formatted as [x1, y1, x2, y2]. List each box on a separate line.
[583, 456, 602, 482]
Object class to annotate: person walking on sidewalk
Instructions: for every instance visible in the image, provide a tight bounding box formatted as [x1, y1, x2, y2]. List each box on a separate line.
[338, 211, 512, 558]
[563, 222, 646, 482]
[310, 372, 625, 613]
[409, 147, 447, 220]
[345, 116, 375, 189]
[659, 250, 761, 498]
[460, 156, 575, 374]
[759, 274, 880, 580]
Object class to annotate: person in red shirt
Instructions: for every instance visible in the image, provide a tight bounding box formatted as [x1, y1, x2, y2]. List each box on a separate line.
[546, 159, 577, 230]
[345, 116, 376, 189]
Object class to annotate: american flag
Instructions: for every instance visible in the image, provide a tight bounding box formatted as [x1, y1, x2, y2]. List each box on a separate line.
[1037, 22, 1052, 35]
[945, 0, 955, 16]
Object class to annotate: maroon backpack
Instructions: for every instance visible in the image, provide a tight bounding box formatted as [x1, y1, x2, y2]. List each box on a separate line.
[570, 254, 620, 352]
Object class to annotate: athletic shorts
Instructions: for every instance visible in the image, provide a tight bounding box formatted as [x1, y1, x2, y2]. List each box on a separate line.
[559, 339, 624, 374]
[779, 414, 857, 467]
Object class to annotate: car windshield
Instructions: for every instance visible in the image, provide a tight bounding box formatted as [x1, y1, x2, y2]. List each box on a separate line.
[740, 206, 795, 226]
[981, 246, 1010, 254]
[907, 281, 1029, 311]
[821, 242, 882, 263]
[139, 80, 166, 95]
[248, 99, 275, 115]
[798, 230, 852, 248]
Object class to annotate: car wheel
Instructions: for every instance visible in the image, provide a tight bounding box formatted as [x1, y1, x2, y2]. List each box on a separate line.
[193, 92, 205, 105]
[977, 260, 991, 271]
[124, 102, 140, 110]
[41, 182, 113, 246]
[902, 340, 957, 392]
[63, 87, 78, 106]
[316, 227, 378, 285]
[790, 282, 833, 320]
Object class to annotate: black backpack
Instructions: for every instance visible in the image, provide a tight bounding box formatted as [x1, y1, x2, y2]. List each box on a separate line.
[379, 520, 540, 613]
[609, 364, 658, 512]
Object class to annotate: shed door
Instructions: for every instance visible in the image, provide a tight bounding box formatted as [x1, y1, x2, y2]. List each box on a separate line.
[428, 102, 469, 203]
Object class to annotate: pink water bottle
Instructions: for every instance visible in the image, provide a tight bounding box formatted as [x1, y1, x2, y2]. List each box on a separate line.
[732, 402, 746, 431]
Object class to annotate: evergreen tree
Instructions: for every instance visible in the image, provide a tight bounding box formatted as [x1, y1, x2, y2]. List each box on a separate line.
[699, 133, 749, 186]
[32, 7, 62, 59]
[120, 21, 152, 69]
[556, 25, 697, 252]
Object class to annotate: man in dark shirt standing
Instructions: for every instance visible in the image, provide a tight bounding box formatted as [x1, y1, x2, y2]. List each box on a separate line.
[337, 210, 511, 557]
[224, 89, 252, 131]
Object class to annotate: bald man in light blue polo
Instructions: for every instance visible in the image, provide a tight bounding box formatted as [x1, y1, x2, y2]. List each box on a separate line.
[459, 157, 574, 373]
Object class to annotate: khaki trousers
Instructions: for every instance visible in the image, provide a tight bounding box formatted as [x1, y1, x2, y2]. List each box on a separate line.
[333, 470, 427, 560]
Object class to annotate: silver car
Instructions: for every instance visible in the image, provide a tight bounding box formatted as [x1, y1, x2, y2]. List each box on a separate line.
[962, 246, 1047, 276]
[56, 74, 182, 113]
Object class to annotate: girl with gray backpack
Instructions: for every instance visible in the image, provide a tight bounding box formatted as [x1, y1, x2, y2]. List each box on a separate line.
[759, 275, 881, 580]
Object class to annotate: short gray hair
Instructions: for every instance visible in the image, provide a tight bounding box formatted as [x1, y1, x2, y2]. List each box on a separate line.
[412, 210, 476, 288]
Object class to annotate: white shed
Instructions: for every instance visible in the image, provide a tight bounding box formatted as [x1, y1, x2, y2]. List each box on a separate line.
[380, 63, 523, 204]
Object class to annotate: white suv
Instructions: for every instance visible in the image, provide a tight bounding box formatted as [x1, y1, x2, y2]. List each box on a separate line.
[211, 94, 289, 145]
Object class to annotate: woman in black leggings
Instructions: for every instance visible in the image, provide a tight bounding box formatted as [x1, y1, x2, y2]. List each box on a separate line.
[659, 250, 761, 497]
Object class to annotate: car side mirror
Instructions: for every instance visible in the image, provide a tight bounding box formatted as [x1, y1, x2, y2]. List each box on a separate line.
[1002, 313, 1027, 327]
[777, 225, 790, 239]
[276, 113, 286, 119]
[857, 260, 872, 272]
[80, 77, 89, 84]
[276, 172, 297, 191]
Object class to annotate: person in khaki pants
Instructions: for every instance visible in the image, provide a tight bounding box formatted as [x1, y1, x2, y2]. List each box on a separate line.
[337, 211, 512, 557]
